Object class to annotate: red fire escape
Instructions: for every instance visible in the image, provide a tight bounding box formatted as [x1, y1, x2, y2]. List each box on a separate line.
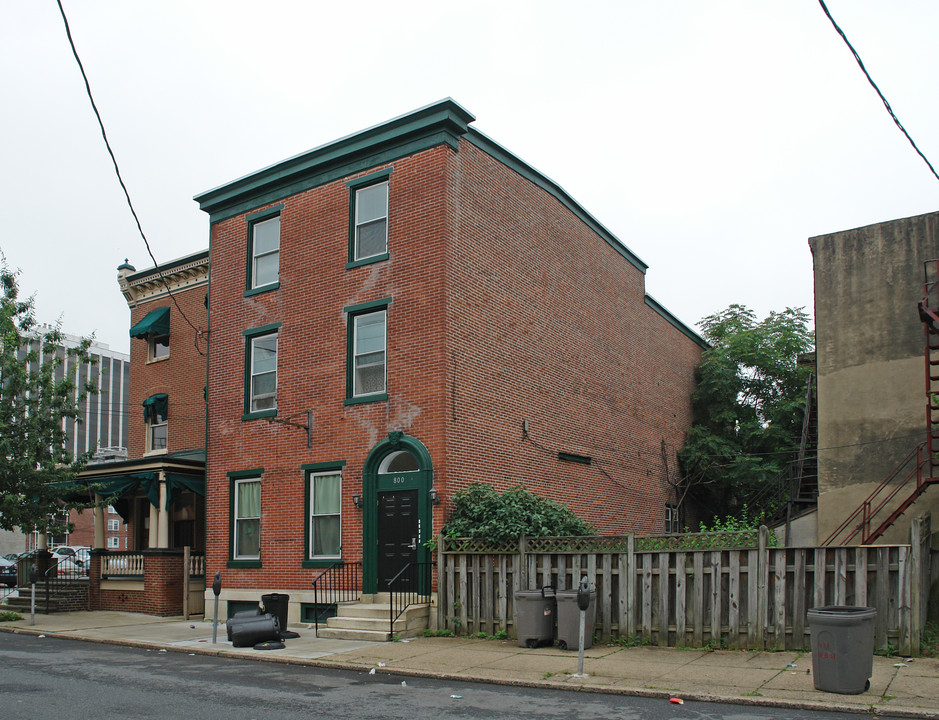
[822, 259, 939, 545]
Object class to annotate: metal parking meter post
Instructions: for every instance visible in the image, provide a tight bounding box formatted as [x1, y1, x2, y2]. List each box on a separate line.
[575, 576, 590, 677]
[211, 572, 221, 644]
[29, 563, 38, 626]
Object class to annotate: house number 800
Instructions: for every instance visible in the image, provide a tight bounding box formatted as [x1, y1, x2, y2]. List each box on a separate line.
[393, 476, 406, 484]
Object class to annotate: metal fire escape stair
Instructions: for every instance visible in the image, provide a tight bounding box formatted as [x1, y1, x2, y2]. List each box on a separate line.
[822, 259, 939, 545]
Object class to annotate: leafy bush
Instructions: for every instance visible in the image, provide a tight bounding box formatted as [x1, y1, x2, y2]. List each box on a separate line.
[442, 483, 594, 543]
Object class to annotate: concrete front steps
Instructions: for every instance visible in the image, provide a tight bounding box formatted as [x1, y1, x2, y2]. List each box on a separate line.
[315, 593, 430, 642]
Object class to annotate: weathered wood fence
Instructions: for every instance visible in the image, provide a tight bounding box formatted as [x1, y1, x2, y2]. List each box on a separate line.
[437, 514, 932, 655]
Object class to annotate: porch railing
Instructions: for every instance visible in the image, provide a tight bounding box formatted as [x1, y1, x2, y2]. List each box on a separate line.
[188, 553, 205, 577]
[101, 552, 145, 578]
[388, 562, 433, 638]
[311, 562, 362, 637]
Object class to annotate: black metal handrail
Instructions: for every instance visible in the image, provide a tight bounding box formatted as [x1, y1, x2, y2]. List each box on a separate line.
[388, 562, 432, 638]
[310, 562, 362, 637]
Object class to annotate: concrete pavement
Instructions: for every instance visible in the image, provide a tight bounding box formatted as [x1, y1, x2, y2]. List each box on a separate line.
[1, 611, 937, 718]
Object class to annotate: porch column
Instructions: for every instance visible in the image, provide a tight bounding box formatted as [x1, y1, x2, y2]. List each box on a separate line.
[37, 531, 48, 551]
[93, 494, 106, 549]
[148, 501, 159, 548]
[157, 473, 170, 548]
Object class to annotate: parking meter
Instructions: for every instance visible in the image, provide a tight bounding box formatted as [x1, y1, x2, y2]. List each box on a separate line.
[211, 571, 222, 643]
[577, 577, 590, 611]
[29, 563, 39, 626]
[575, 576, 590, 677]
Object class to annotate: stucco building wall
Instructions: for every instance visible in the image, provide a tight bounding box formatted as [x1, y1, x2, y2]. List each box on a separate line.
[810, 210, 939, 544]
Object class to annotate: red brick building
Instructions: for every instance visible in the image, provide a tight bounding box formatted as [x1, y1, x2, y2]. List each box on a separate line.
[194, 100, 705, 619]
[79, 252, 209, 616]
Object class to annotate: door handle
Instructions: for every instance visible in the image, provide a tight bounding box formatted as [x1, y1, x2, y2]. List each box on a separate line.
[407, 537, 417, 550]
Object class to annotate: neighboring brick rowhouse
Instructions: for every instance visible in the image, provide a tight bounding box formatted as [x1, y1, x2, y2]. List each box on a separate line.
[196, 100, 705, 596]
[126, 289, 207, 458]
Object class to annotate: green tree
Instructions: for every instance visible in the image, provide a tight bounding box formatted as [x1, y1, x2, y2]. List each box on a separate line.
[442, 483, 595, 543]
[677, 304, 814, 524]
[0, 261, 95, 534]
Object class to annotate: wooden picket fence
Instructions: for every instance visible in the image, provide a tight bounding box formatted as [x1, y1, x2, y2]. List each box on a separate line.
[436, 515, 932, 655]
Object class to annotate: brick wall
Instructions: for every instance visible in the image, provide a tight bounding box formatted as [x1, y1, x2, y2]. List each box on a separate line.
[205, 138, 702, 592]
[127, 289, 207, 458]
[442, 140, 701, 535]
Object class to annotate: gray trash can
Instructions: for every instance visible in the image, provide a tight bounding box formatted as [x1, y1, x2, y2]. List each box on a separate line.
[807, 606, 877, 694]
[514, 587, 556, 648]
[556, 588, 596, 651]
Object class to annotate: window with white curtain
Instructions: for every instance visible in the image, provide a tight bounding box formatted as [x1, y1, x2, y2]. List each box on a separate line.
[234, 478, 261, 559]
[308, 471, 341, 558]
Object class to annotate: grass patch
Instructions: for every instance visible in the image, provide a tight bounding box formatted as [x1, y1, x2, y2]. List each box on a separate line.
[421, 628, 455, 638]
[0, 611, 22, 622]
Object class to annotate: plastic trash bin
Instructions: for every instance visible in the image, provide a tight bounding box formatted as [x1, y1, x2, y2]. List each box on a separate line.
[555, 588, 596, 651]
[226, 613, 281, 647]
[261, 593, 290, 633]
[514, 587, 556, 648]
[807, 606, 877, 694]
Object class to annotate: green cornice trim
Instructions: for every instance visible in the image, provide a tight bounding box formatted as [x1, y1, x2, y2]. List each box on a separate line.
[345, 253, 388, 270]
[343, 297, 392, 314]
[344, 393, 388, 406]
[245, 204, 283, 223]
[242, 322, 282, 337]
[227, 468, 264, 479]
[244, 282, 280, 298]
[464, 127, 648, 274]
[346, 168, 392, 188]
[644, 294, 709, 349]
[194, 99, 474, 223]
[301, 461, 347, 472]
[226, 560, 262, 568]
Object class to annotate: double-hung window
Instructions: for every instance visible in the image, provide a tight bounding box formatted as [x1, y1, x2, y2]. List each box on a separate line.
[344, 299, 390, 403]
[309, 470, 341, 559]
[243, 324, 280, 418]
[246, 206, 282, 293]
[231, 475, 261, 562]
[142, 393, 168, 452]
[107, 519, 120, 532]
[347, 170, 391, 268]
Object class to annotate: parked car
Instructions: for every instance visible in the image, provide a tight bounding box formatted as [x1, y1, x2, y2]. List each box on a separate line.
[55, 556, 88, 578]
[2, 553, 21, 563]
[50, 546, 90, 566]
[0, 557, 17, 587]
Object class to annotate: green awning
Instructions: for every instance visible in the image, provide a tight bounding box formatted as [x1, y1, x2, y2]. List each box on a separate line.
[142, 394, 168, 422]
[129, 306, 170, 339]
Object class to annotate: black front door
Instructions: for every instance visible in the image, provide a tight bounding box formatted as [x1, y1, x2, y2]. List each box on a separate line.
[377, 489, 418, 591]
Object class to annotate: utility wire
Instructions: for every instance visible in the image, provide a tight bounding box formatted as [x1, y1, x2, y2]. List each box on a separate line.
[55, 0, 206, 355]
[818, 0, 939, 182]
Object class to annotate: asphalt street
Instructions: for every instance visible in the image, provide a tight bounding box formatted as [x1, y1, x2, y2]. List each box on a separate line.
[0, 633, 875, 720]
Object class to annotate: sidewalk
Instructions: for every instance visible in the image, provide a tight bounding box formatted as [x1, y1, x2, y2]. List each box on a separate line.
[2, 611, 937, 718]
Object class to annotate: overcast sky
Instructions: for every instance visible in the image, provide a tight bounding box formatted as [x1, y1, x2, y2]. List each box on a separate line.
[2, 1, 937, 355]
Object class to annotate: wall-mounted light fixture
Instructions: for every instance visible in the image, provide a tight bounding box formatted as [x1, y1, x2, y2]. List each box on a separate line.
[429, 488, 440, 505]
[352, 493, 363, 509]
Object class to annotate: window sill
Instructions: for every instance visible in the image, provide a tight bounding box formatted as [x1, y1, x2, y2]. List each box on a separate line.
[146, 355, 170, 364]
[302, 559, 342, 568]
[242, 409, 277, 421]
[244, 282, 280, 298]
[227, 559, 262, 568]
[143, 449, 168, 457]
[345, 253, 388, 270]
[344, 393, 388, 406]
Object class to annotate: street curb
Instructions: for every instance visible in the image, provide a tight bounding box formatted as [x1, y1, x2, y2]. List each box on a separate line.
[2, 626, 936, 719]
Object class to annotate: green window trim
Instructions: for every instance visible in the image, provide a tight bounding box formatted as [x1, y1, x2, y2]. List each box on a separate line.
[243, 323, 282, 418]
[245, 204, 283, 294]
[304, 461, 346, 563]
[228, 472, 262, 562]
[344, 299, 391, 403]
[347, 169, 392, 266]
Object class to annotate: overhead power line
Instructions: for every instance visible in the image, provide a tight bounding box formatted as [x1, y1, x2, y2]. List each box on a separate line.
[818, 0, 939, 183]
[54, 0, 206, 355]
